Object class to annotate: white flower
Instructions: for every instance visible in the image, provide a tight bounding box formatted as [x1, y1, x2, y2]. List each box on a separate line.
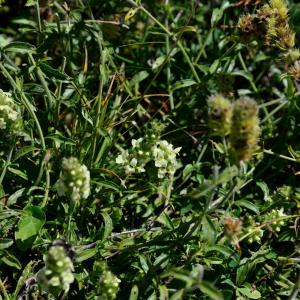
[57, 157, 90, 202]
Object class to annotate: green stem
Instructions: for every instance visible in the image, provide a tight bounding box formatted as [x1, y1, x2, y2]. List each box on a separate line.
[128, 0, 201, 83]
[263, 149, 299, 162]
[29, 54, 56, 110]
[238, 52, 258, 93]
[0, 142, 14, 186]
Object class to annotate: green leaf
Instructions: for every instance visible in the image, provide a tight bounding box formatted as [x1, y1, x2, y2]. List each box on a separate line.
[129, 285, 139, 300]
[170, 290, 184, 300]
[0, 239, 13, 250]
[159, 285, 169, 300]
[211, 2, 231, 27]
[25, 0, 37, 6]
[15, 206, 45, 251]
[237, 284, 261, 299]
[0, 250, 21, 269]
[130, 71, 149, 87]
[76, 248, 97, 263]
[8, 167, 28, 181]
[3, 42, 36, 54]
[231, 70, 253, 82]
[202, 216, 216, 245]
[101, 212, 113, 240]
[14, 261, 34, 296]
[199, 281, 224, 300]
[93, 180, 121, 192]
[14, 146, 39, 161]
[171, 79, 197, 91]
[39, 62, 69, 80]
[234, 200, 260, 215]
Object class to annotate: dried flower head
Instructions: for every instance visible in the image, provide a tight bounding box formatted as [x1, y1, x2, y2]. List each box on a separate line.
[207, 94, 232, 136]
[229, 97, 260, 162]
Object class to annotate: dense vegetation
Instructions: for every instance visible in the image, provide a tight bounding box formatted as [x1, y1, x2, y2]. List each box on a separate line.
[0, 0, 300, 299]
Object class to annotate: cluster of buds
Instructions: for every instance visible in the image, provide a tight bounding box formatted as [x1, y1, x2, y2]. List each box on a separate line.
[0, 90, 22, 150]
[243, 215, 264, 244]
[229, 97, 260, 162]
[207, 95, 260, 162]
[36, 245, 74, 297]
[116, 124, 181, 179]
[92, 261, 120, 300]
[264, 208, 286, 232]
[56, 157, 90, 203]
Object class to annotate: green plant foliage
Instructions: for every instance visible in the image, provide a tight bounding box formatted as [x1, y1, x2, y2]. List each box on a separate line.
[0, 0, 300, 299]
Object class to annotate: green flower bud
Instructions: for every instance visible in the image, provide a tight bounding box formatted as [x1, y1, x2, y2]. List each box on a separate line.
[57, 157, 90, 203]
[37, 246, 74, 297]
[265, 208, 286, 232]
[207, 94, 232, 136]
[92, 261, 120, 300]
[229, 97, 260, 162]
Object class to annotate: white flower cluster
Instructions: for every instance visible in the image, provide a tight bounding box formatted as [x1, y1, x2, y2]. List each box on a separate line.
[0, 89, 22, 138]
[116, 137, 181, 178]
[57, 157, 90, 202]
[152, 140, 181, 178]
[36, 245, 74, 296]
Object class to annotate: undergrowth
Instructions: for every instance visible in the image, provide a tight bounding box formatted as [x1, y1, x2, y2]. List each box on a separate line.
[0, 0, 300, 299]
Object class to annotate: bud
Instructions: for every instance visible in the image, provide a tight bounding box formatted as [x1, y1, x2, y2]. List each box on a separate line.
[57, 157, 90, 203]
[37, 245, 74, 297]
[229, 97, 260, 162]
[207, 94, 232, 136]
[265, 208, 286, 232]
[92, 261, 120, 300]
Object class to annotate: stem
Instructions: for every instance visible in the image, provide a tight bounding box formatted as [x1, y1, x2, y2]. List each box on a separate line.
[288, 273, 300, 300]
[165, 0, 174, 110]
[263, 149, 299, 163]
[29, 54, 56, 110]
[127, 0, 201, 83]
[0, 142, 14, 186]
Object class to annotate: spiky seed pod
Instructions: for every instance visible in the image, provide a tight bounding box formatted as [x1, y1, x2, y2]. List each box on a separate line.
[229, 97, 260, 162]
[207, 94, 232, 136]
[0, 90, 22, 151]
[56, 157, 90, 203]
[36, 245, 74, 297]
